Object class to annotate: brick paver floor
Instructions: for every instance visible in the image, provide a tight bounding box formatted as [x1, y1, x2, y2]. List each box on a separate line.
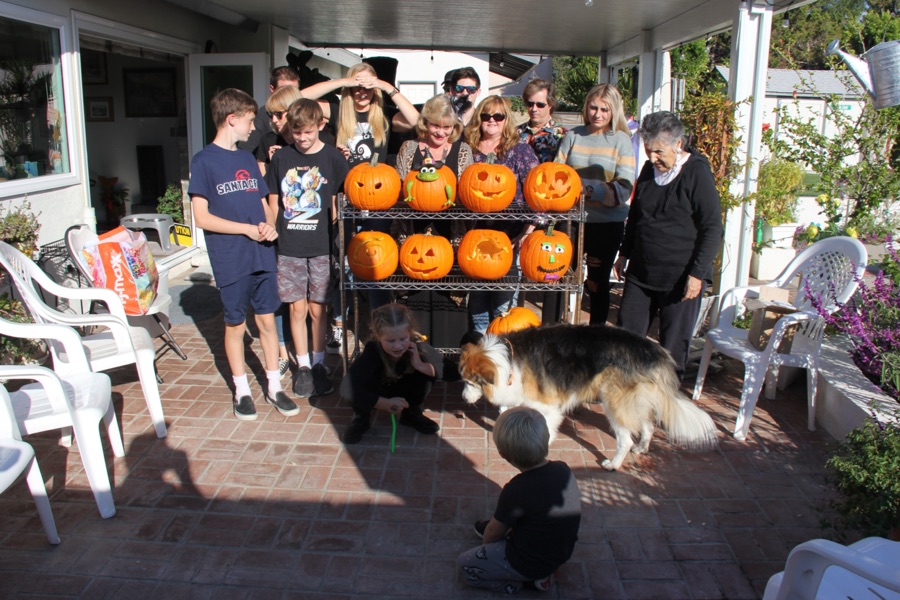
[0, 299, 841, 599]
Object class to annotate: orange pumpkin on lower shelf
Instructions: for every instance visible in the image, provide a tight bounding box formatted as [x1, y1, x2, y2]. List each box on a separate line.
[457, 229, 513, 280]
[486, 307, 541, 335]
[520, 223, 573, 282]
[347, 231, 398, 281]
[399, 230, 454, 280]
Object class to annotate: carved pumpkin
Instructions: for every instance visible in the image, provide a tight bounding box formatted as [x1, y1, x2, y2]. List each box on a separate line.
[524, 162, 582, 212]
[402, 156, 457, 212]
[486, 307, 542, 335]
[458, 154, 516, 213]
[399, 229, 454, 280]
[347, 230, 399, 281]
[457, 229, 513, 280]
[344, 153, 401, 211]
[520, 223, 573, 282]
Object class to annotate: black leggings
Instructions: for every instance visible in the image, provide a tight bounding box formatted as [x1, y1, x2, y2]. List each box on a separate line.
[582, 221, 625, 325]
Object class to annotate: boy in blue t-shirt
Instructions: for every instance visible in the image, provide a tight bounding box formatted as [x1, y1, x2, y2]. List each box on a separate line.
[188, 88, 299, 421]
[266, 99, 349, 400]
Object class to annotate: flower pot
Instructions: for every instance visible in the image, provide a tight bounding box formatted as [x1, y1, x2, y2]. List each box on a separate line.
[750, 246, 796, 280]
[760, 222, 798, 249]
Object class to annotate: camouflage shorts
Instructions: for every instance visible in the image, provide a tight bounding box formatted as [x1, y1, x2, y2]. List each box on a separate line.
[277, 254, 331, 304]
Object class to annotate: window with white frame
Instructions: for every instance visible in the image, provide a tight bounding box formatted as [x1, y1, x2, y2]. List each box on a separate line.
[0, 7, 70, 185]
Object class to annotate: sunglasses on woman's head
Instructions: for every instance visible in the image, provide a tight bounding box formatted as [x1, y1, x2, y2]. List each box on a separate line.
[525, 101, 548, 109]
[480, 112, 507, 122]
[454, 85, 478, 94]
[268, 110, 286, 119]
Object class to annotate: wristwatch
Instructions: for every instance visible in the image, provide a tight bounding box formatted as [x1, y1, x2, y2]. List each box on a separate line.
[388, 88, 399, 98]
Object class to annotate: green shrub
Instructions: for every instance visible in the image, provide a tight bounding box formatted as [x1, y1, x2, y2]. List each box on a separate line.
[752, 158, 805, 225]
[157, 183, 184, 224]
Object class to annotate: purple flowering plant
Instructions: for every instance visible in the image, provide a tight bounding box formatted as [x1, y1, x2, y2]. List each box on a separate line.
[808, 235, 900, 400]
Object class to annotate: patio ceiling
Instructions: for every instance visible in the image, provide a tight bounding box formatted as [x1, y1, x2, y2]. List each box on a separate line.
[170, 0, 806, 63]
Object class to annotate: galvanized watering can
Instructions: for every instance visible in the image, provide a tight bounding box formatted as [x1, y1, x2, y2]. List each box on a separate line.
[826, 39, 900, 109]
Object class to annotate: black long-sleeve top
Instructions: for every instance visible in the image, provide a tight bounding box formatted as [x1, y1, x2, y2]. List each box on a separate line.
[619, 151, 723, 291]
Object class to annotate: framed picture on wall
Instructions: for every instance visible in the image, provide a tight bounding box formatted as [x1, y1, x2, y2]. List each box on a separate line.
[85, 97, 114, 122]
[81, 49, 108, 85]
[123, 68, 177, 118]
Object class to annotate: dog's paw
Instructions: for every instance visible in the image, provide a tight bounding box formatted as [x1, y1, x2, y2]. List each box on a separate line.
[601, 459, 618, 471]
[632, 444, 650, 455]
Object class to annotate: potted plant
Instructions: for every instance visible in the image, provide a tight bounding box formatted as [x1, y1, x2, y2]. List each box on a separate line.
[753, 157, 805, 247]
[156, 182, 185, 224]
[0, 199, 41, 258]
[0, 293, 48, 365]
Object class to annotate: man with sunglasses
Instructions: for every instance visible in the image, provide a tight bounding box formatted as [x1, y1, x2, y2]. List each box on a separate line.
[448, 66, 482, 125]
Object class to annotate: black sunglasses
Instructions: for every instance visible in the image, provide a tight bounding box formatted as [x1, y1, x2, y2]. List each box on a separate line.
[267, 110, 286, 119]
[454, 85, 478, 94]
[480, 112, 507, 122]
[525, 101, 548, 109]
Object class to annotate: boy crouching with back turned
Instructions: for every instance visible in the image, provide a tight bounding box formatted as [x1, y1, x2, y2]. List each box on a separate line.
[457, 406, 581, 593]
[188, 88, 298, 421]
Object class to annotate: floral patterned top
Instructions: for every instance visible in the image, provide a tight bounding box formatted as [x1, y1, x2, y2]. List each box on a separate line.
[472, 141, 539, 207]
[517, 120, 567, 164]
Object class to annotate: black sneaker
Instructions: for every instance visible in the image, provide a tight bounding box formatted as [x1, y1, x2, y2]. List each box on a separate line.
[311, 363, 333, 396]
[531, 573, 557, 592]
[233, 395, 257, 421]
[473, 519, 489, 539]
[293, 366, 314, 398]
[326, 324, 343, 355]
[399, 409, 439, 434]
[266, 390, 299, 416]
[278, 358, 290, 378]
[341, 415, 371, 444]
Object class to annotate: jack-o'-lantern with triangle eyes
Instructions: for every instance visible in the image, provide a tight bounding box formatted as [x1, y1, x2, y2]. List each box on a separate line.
[524, 162, 582, 212]
[399, 229, 454, 280]
[347, 230, 399, 281]
[403, 156, 457, 212]
[344, 153, 401, 211]
[458, 154, 516, 213]
[520, 223, 573, 282]
[457, 229, 513, 280]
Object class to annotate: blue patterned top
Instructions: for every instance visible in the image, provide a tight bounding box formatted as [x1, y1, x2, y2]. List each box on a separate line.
[518, 120, 567, 164]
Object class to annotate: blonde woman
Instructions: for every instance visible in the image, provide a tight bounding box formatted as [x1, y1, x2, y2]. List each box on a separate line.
[301, 62, 418, 165]
[256, 85, 304, 176]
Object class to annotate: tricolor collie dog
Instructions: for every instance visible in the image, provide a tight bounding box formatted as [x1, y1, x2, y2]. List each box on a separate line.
[459, 324, 718, 470]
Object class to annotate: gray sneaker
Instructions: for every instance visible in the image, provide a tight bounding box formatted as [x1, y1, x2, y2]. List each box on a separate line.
[293, 366, 314, 398]
[311, 363, 334, 396]
[266, 390, 299, 416]
[233, 395, 257, 421]
[278, 357, 290, 378]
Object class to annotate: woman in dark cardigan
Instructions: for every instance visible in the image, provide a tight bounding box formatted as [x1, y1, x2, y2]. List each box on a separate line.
[614, 111, 723, 380]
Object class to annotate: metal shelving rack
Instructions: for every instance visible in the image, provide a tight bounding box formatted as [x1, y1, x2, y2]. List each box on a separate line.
[337, 196, 586, 369]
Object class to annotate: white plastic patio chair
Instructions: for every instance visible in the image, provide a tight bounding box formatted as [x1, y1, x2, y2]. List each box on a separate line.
[0, 384, 60, 544]
[763, 537, 900, 599]
[0, 317, 124, 519]
[692, 236, 867, 440]
[65, 224, 187, 361]
[0, 240, 168, 438]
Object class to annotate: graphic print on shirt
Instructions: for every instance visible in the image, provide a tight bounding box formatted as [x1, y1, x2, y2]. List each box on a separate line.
[216, 169, 259, 196]
[347, 122, 373, 164]
[281, 166, 326, 226]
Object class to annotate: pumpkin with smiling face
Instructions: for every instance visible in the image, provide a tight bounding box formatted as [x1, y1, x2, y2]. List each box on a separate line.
[402, 156, 457, 212]
[520, 223, 573, 282]
[458, 155, 516, 213]
[399, 229, 454, 280]
[457, 229, 513, 280]
[347, 230, 398, 281]
[524, 162, 582, 212]
[344, 154, 401, 211]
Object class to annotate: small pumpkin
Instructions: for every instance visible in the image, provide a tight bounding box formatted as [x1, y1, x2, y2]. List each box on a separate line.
[347, 230, 399, 281]
[399, 229, 454, 280]
[457, 229, 513, 280]
[520, 222, 573, 282]
[344, 153, 401, 211]
[486, 307, 542, 335]
[524, 162, 582, 212]
[402, 156, 457, 212]
[458, 154, 516, 213]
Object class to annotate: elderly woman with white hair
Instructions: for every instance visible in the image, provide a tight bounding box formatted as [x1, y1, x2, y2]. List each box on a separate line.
[614, 110, 723, 381]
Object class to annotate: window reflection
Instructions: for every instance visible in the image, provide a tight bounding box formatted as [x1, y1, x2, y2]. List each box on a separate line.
[0, 15, 68, 182]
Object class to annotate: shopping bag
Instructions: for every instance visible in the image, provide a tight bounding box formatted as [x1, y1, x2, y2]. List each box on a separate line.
[80, 226, 159, 315]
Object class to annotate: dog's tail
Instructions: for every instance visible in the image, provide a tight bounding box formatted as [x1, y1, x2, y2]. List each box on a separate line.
[651, 363, 718, 451]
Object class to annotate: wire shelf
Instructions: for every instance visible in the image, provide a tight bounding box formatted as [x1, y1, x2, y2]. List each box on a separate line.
[343, 269, 580, 292]
[338, 198, 582, 222]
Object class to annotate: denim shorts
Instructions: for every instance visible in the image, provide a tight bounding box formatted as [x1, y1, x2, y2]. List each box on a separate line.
[277, 254, 331, 304]
[220, 270, 281, 324]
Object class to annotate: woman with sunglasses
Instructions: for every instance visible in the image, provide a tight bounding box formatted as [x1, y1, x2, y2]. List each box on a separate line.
[556, 83, 636, 326]
[256, 86, 305, 176]
[301, 62, 419, 166]
[517, 79, 567, 164]
[462, 95, 540, 333]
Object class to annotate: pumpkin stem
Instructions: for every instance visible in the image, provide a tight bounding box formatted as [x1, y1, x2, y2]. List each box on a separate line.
[370, 152, 380, 166]
[547, 220, 558, 235]
[486, 153, 496, 164]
